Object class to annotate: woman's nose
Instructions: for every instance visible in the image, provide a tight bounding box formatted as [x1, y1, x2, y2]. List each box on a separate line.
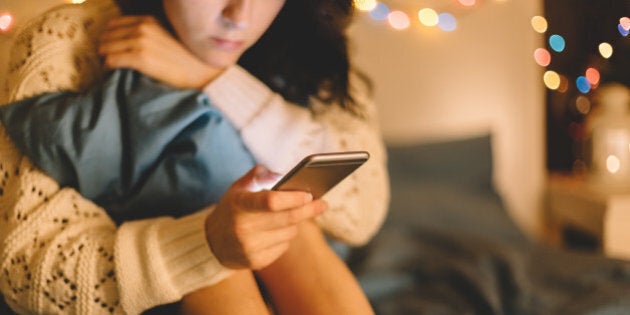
[221, 0, 251, 30]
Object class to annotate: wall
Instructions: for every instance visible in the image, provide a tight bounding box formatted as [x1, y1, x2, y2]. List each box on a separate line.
[348, 0, 546, 238]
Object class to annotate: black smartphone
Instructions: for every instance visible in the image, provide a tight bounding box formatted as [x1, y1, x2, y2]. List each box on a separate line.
[271, 151, 370, 199]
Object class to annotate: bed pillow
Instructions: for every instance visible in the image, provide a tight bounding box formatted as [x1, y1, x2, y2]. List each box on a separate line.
[383, 134, 528, 245]
[386, 135, 493, 191]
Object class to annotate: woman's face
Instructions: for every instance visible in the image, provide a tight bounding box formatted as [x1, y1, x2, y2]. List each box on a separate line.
[163, 0, 286, 69]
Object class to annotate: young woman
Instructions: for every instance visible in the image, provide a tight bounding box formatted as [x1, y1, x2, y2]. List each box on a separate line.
[0, 0, 389, 314]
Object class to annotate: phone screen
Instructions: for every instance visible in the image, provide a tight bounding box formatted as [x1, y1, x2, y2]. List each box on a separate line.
[271, 151, 369, 199]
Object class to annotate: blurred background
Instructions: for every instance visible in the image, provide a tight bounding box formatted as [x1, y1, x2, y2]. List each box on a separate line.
[0, 0, 628, 244]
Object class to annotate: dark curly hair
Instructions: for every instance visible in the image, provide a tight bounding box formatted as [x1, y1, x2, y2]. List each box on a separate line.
[115, 0, 365, 112]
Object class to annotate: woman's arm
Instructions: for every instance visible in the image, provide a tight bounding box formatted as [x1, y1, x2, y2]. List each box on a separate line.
[0, 127, 233, 314]
[0, 3, 237, 313]
[0, 68, 255, 223]
[204, 67, 390, 245]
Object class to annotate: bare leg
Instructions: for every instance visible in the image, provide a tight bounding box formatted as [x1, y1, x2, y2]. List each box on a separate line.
[179, 270, 270, 315]
[256, 221, 374, 315]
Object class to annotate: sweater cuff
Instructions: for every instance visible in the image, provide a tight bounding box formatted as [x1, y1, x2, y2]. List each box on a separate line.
[202, 65, 274, 129]
[116, 208, 233, 314]
[157, 208, 233, 294]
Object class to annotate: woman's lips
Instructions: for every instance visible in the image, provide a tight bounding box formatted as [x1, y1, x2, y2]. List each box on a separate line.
[211, 37, 244, 51]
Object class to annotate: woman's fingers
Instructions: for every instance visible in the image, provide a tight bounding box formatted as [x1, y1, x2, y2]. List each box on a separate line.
[262, 200, 328, 230]
[240, 190, 313, 212]
[248, 242, 292, 270]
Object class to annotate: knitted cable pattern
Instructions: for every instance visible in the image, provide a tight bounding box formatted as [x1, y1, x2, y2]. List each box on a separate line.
[0, 1, 124, 313]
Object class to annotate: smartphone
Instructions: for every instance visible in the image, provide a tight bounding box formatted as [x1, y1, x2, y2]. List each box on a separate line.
[271, 151, 370, 199]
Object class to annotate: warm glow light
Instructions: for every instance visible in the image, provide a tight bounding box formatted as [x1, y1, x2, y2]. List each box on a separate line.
[543, 71, 561, 90]
[353, 0, 377, 12]
[557, 75, 569, 93]
[621, 17, 630, 31]
[585, 68, 600, 86]
[531, 16, 548, 33]
[599, 42, 613, 59]
[575, 95, 591, 115]
[607, 155, 621, 174]
[418, 8, 439, 26]
[458, 0, 476, 6]
[70, 0, 86, 3]
[388, 11, 410, 30]
[0, 13, 13, 32]
[437, 13, 457, 32]
[534, 48, 551, 67]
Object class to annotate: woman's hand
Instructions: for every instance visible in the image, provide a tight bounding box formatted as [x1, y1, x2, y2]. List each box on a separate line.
[205, 165, 328, 270]
[98, 16, 221, 89]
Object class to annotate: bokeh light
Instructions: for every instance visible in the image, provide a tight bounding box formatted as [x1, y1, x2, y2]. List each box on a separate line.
[70, 0, 86, 3]
[585, 68, 600, 86]
[531, 16, 548, 33]
[557, 75, 569, 93]
[543, 71, 561, 90]
[549, 34, 565, 52]
[534, 48, 551, 66]
[575, 95, 591, 115]
[599, 42, 613, 59]
[437, 13, 457, 32]
[619, 24, 630, 37]
[607, 155, 621, 174]
[458, 0, 476, 7]
[353, 0, 377, 12]
[369, 2, 390, 21]
[576, 76, 591, 94]
[621, 17, 630, 31]
[418, 8, 439, 26]
[0, 13, 14, 33]
[388, 11, 410, 30]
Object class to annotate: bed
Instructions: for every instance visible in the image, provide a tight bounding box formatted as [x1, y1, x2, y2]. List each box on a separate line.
[348, 134, 630, 314]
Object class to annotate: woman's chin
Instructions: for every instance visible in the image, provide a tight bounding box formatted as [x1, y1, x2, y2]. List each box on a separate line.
[203, 54, 241, 70]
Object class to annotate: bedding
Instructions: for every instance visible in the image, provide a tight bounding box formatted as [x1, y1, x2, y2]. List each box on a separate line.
[352, 135, 630, 315]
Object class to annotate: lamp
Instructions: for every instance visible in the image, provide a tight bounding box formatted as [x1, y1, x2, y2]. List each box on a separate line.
[587, 83, 630, 192]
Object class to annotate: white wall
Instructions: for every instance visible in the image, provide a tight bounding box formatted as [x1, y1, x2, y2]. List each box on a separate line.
[348, 0, 546, 238]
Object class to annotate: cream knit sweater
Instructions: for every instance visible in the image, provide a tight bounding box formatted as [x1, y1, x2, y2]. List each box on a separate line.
[0, 0, 389, 314]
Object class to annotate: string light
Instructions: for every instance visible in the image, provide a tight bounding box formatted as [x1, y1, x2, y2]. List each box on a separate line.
[437, 13, 457, 32]
[388, 10, 410, 30]
[0, 13, 14, 33]
[532, 14, 628, 94]
[599, 42, 614, 59]
[585, 68, 600, 87]
[543, 71, 561, 90]
[534, 48, 551, 67]
[418, 8, 439, 27]
[353, 0, 377, 12]
[548, 34, 565, 52]
[369, 2, 390, 21]
[457, 0, 476, 7]
[531, 16, 548, 33]
[354, 0, 484, 32]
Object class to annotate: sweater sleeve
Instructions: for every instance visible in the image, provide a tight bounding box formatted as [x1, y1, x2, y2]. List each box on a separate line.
[204, 66, 390, 245]
[0, 126, 233, 314]
[1, 2, 234, 314]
